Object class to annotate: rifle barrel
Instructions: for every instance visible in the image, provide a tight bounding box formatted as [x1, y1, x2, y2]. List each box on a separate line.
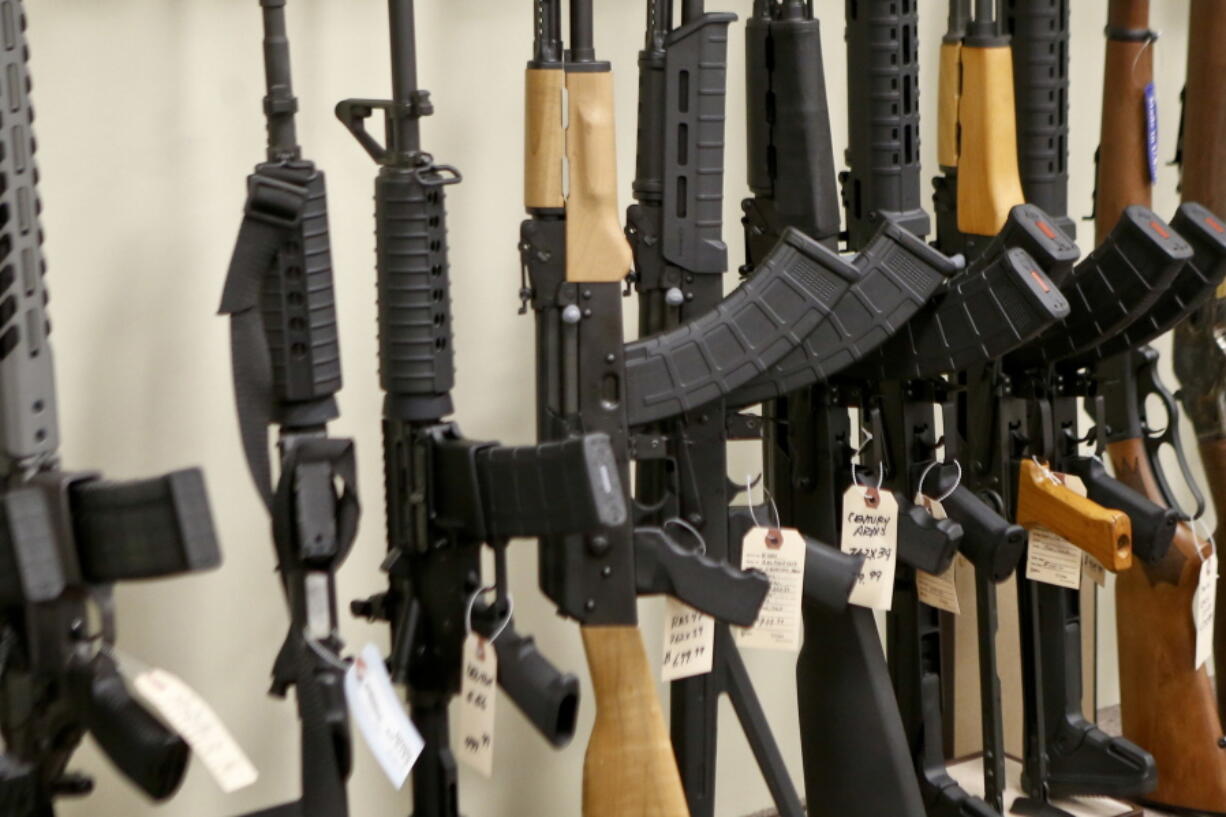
[388, 0, 421, 156]
[570, 0, 595, 62]
[260, 0, 299, 159]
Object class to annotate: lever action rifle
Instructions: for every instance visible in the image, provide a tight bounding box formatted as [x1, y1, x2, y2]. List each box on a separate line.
[0, 1, 222, 813]
[1103, 0, 1226, 812]
[338, 3, 633, 815]
[626, 3, 863, 815]
[219, 2, 357, 815]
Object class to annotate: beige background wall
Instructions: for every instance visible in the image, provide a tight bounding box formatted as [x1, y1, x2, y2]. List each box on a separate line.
[23, 1, 1199, 816]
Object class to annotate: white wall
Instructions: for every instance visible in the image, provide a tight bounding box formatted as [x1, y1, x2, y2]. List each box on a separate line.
[21, 2, 1199, 816]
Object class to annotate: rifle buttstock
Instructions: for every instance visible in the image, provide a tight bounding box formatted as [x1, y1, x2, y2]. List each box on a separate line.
[1015, 459, 1132, 572]
[956, 45, 1025, 237]
[525, 67, 565, 210]
[565, 70, 632, 283]
[580, 626, 688, 817]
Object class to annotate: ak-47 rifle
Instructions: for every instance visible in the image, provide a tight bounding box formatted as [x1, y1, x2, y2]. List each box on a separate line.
[219, 2, 357, 814]
[627, 3, 863, 815]
[0, 1, 222, 813]
[1101, 0, 1226, 812]
[337, 3, 638, 815]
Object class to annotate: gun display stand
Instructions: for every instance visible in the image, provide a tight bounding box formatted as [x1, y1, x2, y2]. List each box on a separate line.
[946, 756, 1139, 817]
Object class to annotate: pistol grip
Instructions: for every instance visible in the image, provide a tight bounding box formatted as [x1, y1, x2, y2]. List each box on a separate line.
[1061, 456, 1177, 565]
[1015, 459, 1133, 572]
[896, 496, 963, 575]
[525, 67, 566, 210]
[565, 69, 632, 283]
[955, 44, 1025, 237]
[581, 627, 688, 817]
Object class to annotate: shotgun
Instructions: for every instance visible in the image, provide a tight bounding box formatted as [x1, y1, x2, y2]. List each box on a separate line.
[219, 3, 359, 814]
[338, 3, 642, 814]
[0, 1, 222, 812]
[1109, 0, 1226, 812]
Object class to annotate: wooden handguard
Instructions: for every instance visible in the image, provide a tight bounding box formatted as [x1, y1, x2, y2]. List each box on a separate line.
[566, 70, 633, 283]
[937, 40, 961, 169]
[1094, 0, 1153, 243]
[1184, 0, 1226, 215]
[581, 627, 688, 817]
[525, 67, 565, 210]
[1107, 435, 1226, 811]
[1015, 459, 1133, 571]
[956, 45, 1025, 237]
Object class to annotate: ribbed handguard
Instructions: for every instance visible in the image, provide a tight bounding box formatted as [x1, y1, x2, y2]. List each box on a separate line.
[662, 12, 734, 274]
[1074, 202, 1226, 364]
[842, 0, 929, 247]
[1005, 0, 1075, 241]
[847, 247, 1068, 381]
[743, 6, 842, 258]
[72, 653, 190, 801]
[70, 469, 221, 583]
[727, 217, 964, 408]
[1008, 205, 1192, 368]
[256, 163, 343, 403]
[623, 228, 857, 425]
[375, 163, 459, 401]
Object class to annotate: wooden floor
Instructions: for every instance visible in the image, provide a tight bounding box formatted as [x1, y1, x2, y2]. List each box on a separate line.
[740, 707, 1180, 817]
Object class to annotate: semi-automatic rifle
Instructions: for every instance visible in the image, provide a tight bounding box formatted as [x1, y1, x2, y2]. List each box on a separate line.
[1104, 0, 1226, 812]
[0, 1, 222, 813]
[337, 3, 639, 815]
[219, 2, 357, 815]
[627, 3, 864, 816]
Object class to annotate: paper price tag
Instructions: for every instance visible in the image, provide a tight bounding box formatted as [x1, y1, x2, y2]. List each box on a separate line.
[1194, 552, 1218, 671]
[1083, 554, 1107, 587]
[1025, 526, 1083, 590]
[734, 527, 806, 651]
[459, 633, 497, 777]
[345, 643, 425, 788]
[841, 487, 899, 611]
[914, 495, 960, 614]
[132, 668, 258, 793]
[661, 599, 714, 681]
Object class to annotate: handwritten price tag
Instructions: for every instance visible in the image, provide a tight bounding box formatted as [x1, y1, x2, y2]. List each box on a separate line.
[734, 527, 805, 651]
[661, 599, 714, 681]
[1025, 526, 1083, 590]
[345, 643, 424, 789]
[459, 633, 497, 777]
[132, 668, 258, 793]
[841, 487, 899, 610]
[1194, 552, 1218, 671]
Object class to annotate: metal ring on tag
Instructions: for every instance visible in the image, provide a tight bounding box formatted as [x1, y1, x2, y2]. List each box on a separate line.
[1031, 455, 1060, 484]
[304, 634, 351, 672]
[1193, 517, 1217, 561]
[746, 474, 783, 531]
[917, 459, 962, 504]
[465, 585, 515, 644]
[852, 462, 884, 493]
[664, 517, 708, 556]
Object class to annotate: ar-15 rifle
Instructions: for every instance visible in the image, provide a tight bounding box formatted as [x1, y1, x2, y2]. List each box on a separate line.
[337, 3, 638, 815]
[218, 2, 357, 815]
[626, 4, 864, 816]
[1102, 0, 1226, 812]
[0, 1, 222, 813]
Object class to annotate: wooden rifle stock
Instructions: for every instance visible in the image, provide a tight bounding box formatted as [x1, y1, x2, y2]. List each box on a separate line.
[1094, 0, 1154, 242]
[524, 25, 687, 816]
[1173, 0, 1226, 720]
[937, 39, 961, 171]
[956, 43, 1025, 237]
[1015, 459, 1133, 572]
[1104, 1, 1226, 811]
